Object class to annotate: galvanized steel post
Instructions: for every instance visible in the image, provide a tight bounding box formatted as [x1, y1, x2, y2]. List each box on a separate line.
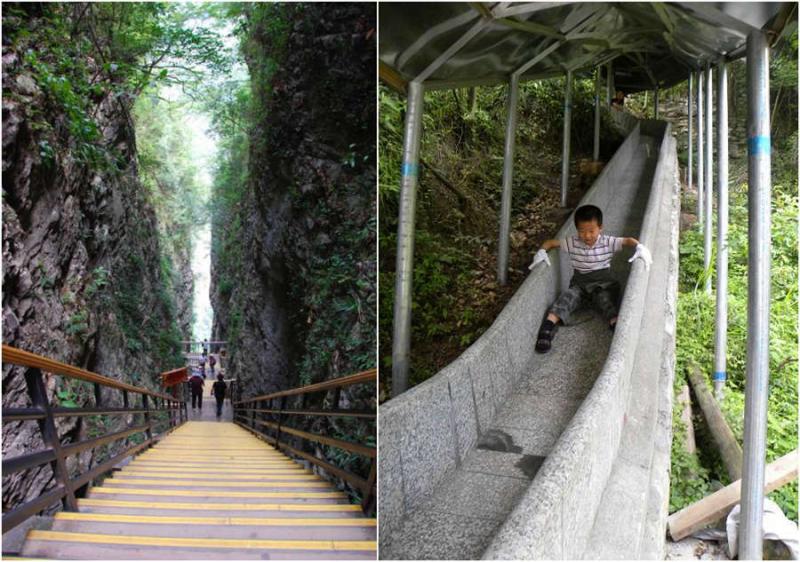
[561, 70, 573, 208]
[593, 67, 601, 161]
[391, 81, 425, 397]
[713, 61, 729, 398]
[688, 72, 694, 196]
[697, 68, 704, 228]
[497, 74, 520, 286]
[704, 63, 713, 294]
[740, 30, 772, 561]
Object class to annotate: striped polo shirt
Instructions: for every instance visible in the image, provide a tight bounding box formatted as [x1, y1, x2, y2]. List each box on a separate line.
[561, 234, 624, 273]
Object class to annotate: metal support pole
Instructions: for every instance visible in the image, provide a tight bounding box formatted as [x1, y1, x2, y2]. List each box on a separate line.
[740, 30, 772, 561]
[561, 69, 573, 208]
[713, 61, 729, 399]
[606, 61, 613, 104]
[593, 67, 601, 161]
[654, 86, 659, 119]
[688, 72, 694, 196]
[392, 81, 424, 397]
[704, 63, 713, 294]
[497, 74, 520, 286]
[697, 68, 704, 228]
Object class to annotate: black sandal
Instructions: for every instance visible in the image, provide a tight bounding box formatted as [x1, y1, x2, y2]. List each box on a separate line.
[535, 325, 557, 353]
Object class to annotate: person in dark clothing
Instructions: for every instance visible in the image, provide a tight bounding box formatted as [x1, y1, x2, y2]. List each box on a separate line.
[209, 354, 216, 375]
[189, 373, 204, 409]
[212, 374, 227, 418]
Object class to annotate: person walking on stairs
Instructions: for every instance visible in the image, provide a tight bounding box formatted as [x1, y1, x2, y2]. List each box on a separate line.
[209, 353, 217, 375]
[189, 372, 205, 410]
[212, 374, 227, 418]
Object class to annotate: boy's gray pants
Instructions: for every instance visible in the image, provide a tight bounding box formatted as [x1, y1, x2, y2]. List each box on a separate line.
[549, 269, 620, 324]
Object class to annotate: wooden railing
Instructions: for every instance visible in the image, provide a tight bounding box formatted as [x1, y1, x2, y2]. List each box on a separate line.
[1, 344, 186, 532]
[232, 369, 377, 513]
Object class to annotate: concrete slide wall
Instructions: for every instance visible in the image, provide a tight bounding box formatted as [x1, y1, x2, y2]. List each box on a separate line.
[379, 121, 678, 556]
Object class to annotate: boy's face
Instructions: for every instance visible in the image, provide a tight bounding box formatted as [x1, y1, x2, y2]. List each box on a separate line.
[576, 219, 602, 247]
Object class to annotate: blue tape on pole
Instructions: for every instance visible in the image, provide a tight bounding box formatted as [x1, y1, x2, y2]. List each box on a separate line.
[401, 162, 419, 177]
[713, 371, 727, 381]
[748, 136, 771, 156]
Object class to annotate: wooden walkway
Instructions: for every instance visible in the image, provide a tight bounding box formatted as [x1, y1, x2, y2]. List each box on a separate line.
[21, 421, 376, 559]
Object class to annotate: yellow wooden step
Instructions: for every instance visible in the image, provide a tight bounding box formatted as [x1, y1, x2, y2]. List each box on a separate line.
[104, 478, 330, 488]
[25, 530, 376, 551]
[91, 487, 345, 499]
[55, 512, 376, 526]
[78, 498, 361, 511]
[114, 470, 319, 481]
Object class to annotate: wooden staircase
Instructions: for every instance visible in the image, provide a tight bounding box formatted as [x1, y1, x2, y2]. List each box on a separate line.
[21, 421, 376, 559]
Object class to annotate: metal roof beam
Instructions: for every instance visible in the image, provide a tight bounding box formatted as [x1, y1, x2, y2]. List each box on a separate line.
[395, 10, 481, 70]
[512, 40, 563, 78]
[494, 17, 565, 40]
[678, 3, 758, 38]
[493, 3, 563, 18]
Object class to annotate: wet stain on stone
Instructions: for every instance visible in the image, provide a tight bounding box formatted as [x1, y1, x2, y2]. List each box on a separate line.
[515, 454, 546, 479]
[477, 429, 522, 453]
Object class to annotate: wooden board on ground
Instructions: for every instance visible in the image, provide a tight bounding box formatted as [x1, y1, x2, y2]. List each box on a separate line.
[667, 449, 799, 541]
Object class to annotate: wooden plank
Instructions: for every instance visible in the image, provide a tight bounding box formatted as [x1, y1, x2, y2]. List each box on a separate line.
[667, 449, 799, 541]
[687, 364, 743, 480]
[379, 61, 407, 94]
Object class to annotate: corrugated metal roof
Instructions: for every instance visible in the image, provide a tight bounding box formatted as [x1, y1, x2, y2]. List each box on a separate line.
[379, 2, 796, 92]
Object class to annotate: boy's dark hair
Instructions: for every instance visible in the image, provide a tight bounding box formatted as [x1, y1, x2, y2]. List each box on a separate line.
[574, 205, 603, 227]
[217, 374, 224, 381]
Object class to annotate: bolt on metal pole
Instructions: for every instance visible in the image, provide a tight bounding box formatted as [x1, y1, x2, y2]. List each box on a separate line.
[740, 30, 772, 561]
[704, 63, 714, 294]
[688, 72, 694, 196]
[391, 81, 425, 397]
[561, 69, 573, 208]
[697, 68, 704, 228]
[593, 67, 601, 161]
[497, 74, 520, 286]
[654, 86, 659, 119]
[713, 61, 729, 399]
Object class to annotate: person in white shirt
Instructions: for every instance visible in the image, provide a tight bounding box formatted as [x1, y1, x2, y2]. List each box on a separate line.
[529, 205, 652, 353]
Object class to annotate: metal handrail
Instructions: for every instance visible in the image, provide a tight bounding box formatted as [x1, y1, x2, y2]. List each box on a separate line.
[1, 344, 186, 532]
[232, 369, 377, 513]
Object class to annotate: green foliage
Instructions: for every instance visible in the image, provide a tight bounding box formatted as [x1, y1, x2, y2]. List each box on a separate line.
[671, 40, 798, 519]
[64, 311, 89, 337]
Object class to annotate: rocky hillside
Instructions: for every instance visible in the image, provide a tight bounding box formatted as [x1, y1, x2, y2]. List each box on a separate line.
[211, 3, 376, 398]
[2, 4, 192, 511]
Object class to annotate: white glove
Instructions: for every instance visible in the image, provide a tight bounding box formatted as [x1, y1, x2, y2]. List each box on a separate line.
[529, 248, 551, 270]
[628, 243, 652, 271]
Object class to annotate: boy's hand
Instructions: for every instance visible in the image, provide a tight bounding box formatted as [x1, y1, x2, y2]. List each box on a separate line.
[529, 249, 551, 270]
[628, 243, 653, 270]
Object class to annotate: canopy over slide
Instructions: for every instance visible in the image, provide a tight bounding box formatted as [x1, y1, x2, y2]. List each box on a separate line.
[379, 2, 795, 91]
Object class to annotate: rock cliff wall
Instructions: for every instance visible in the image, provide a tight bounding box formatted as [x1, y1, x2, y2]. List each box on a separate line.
[211, 4, 376, 398]
[2, 6, 191, 511]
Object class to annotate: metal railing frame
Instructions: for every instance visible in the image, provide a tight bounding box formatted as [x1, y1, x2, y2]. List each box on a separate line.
[1, 344, 186, 532]
[232, 369, 377, 513]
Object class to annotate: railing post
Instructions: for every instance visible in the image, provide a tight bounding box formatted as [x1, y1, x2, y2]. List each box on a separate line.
[593, 66, 601, 161]
[250, 399, 256, 431]
[142, 394, 153, 443]
[275, 396, 287, 448]
[24, 368, 78, 511]
[93, 383, 102, 408]
[361, 459, 377, 514]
